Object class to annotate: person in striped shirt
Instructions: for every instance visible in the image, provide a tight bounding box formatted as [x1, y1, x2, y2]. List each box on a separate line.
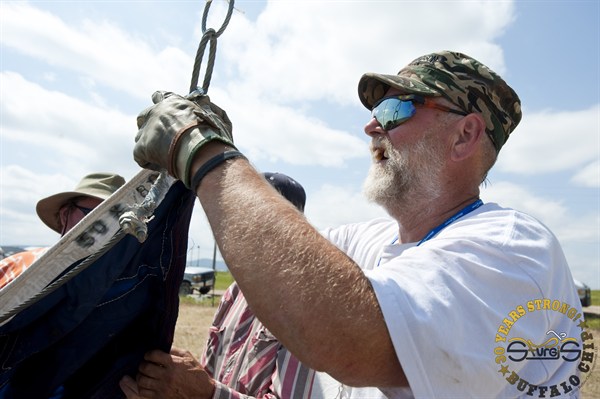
[121, 172, 314, 399]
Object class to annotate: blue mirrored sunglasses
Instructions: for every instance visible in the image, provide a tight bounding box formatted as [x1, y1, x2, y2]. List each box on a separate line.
[371, 94, 469, 131]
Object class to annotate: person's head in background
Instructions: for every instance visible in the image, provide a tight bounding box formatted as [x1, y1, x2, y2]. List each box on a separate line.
[262, 172, 306, 214]
[36, 173, 126, 236]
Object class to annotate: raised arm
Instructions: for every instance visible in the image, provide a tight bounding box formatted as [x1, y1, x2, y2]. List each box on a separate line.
[132, 92, 405, 387]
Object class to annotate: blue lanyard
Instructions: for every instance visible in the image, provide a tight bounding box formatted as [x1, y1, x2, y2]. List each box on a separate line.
[416, 199, 483, 246]
[377, 199, 484, 267]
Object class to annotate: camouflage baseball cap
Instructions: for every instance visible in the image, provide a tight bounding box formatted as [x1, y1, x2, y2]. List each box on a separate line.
[358, 51, 522, 152]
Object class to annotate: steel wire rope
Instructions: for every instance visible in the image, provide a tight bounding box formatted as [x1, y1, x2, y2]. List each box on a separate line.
[190, 0, 235, 94]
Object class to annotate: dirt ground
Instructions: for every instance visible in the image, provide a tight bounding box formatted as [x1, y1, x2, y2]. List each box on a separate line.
[173, 302, 216, 355]
[174, 302, 600, 397]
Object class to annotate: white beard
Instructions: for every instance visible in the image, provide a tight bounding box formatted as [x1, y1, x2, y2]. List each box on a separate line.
[363, 137, 444, 214]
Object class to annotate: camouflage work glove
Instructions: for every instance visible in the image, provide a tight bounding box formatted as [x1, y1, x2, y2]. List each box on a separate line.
[134, 91, 235, 188]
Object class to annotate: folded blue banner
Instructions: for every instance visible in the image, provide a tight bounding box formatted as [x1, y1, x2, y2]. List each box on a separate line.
[0, 181, 195, 398]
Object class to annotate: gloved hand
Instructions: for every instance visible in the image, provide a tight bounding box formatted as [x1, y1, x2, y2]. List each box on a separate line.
[134, 90, 235, 188]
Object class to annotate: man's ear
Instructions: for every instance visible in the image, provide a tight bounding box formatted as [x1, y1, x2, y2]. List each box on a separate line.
[451, 113, 486, 161]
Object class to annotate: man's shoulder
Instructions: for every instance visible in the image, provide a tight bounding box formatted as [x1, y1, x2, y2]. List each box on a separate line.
[323, 217, 397, 234]
[455, 202, 556, 238]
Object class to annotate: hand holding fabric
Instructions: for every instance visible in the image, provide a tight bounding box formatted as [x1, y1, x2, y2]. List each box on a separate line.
[119, 347, 216, 399]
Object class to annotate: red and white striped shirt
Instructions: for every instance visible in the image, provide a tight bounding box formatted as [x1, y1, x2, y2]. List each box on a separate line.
[201, 283, 315, 399]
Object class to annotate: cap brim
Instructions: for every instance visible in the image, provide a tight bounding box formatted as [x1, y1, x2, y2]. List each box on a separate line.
[358, 72, 440, 109]
[36, 191, 104, 233]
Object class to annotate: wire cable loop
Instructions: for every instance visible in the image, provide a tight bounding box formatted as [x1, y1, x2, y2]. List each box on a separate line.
[190, 0, 235, 94]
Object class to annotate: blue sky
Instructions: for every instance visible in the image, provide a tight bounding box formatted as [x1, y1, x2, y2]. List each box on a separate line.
[1, 1, 599, 288]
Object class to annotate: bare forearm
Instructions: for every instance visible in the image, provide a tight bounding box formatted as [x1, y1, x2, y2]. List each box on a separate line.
[193, 148, 404, 386]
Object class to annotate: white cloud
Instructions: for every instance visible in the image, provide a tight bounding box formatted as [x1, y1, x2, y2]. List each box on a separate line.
[306, 183, 387, 231]
[0, 2, 191, 100]
[481, 181, 568, 229]
[0, 165, 72, 245]
[225, 91, 367, 167]
[571, 159, 600, 188]
[497, 105, 600, 175]
[1, 71, 138, 177]
[220, 1, 515, 106]
[0, 1, 521, 173]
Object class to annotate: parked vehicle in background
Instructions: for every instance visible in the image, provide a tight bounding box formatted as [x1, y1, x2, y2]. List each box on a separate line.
[180, 266, 215, 296]
[574, 279, 592, 307]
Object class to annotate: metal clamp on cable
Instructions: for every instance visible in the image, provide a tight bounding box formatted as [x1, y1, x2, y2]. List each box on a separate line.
[119, 171, 170, 242]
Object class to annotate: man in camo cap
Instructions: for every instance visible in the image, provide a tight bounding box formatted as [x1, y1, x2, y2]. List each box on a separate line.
[126, 50, 580, 398]
[358, 50, 522, 152]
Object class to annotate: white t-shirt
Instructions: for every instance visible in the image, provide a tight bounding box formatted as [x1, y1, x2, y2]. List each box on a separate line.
[316, 203, 583, 398]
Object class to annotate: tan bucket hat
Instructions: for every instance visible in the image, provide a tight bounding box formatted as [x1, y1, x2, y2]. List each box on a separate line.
[36, 172, 126, 233]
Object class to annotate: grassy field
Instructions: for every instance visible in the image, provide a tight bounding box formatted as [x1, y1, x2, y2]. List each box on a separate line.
[214, 271, 234, 290]
[592, 290, 600, 306]
[179, 271, 233, 307]
[584, 290, 600, 330]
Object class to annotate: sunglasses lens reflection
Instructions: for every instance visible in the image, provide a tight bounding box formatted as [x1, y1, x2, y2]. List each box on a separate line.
[372, 98, 416, 130]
